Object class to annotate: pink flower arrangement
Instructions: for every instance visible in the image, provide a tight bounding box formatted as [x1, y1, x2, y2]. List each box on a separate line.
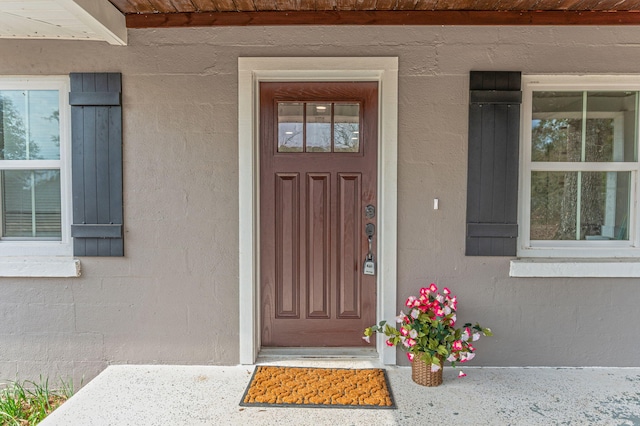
[363, 283, 492, 377]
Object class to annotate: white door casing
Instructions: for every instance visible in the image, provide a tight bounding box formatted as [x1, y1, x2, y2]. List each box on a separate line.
[238, 57, 398, 365]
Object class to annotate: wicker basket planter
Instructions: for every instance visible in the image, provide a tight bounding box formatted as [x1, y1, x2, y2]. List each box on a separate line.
[411, 354, 443, 387]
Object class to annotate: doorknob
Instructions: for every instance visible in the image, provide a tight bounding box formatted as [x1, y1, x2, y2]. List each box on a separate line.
[365, 223, 375, 237]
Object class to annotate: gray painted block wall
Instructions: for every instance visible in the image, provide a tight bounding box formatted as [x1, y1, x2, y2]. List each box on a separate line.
[0, 25, 638, 384]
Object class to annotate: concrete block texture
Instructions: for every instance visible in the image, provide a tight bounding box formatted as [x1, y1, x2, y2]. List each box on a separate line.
[1, 25, 640, 384]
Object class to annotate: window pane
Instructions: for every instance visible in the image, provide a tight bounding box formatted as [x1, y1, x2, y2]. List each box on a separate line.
[2, 170, 61, 239]
[278, 102, 304, 153]
[0, 90, 60, 160]
[306, 103, 331, 152]
[585, 92, 637, 162]
[531, 92, 583, 162]
[581, 171, 630, 240]
[530, 171, 630, 241]
[334, 103, 360, 152]
[532, 91, 638, 163]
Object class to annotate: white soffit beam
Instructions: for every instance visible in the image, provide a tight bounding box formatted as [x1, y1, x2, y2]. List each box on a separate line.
[0, 0, 127, 45]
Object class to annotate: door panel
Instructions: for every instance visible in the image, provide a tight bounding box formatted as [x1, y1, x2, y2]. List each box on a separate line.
[337, 173, 361, 319]
[306, 173, 330, 319]
[260, 81, 378, 347]
[275, 172, 299, 318]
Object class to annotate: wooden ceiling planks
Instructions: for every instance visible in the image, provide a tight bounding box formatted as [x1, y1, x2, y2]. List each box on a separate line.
[108, 0, 640, 26]
[188, 0, 221, 11]
[109, 0, 640, 13]
[395, 0, 420, 10]
[533, 0, 581, 10]
[107, 0, 137, 13]
[112, 0, 155, 13]
[314, 0, 338, 9]
[168, 0, 198, 12]
[147, 0, 176, 12]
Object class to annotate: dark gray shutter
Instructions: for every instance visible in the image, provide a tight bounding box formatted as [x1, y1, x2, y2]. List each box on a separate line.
[466, 71, 521, 256]
[70, 73, 123, 256]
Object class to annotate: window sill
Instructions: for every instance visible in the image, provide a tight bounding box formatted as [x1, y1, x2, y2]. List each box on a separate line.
[510, 259, 640, 278]
[0, 257, 81, 278]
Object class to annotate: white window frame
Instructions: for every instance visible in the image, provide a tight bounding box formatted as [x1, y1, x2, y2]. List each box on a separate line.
[0, 76, 76, 275]
[517, 75, 640, 262]
[510, 75, 640, 277]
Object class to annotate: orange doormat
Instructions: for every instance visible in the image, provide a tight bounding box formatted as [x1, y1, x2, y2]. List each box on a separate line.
[239, 366, 395, 409]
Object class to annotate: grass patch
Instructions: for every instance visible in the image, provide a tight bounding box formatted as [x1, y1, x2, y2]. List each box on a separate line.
[0, 377, 74, 426]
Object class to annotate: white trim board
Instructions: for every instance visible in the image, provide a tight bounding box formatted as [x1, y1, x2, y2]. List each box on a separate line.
[0, 257, 80, 277]
[238, 57, 399, 365]
[0, 0, 127, 45]
[510, 259, 640, 277]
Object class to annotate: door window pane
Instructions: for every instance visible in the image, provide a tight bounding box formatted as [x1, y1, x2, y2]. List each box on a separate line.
[530, 171, 630, 241]
[334, 104, 360, 152]
[278, 102, 304, 152]
[1, 170, 61, 239]
[306, 103, 331, 152]
[0, 90, 60, 160]
[276, 101, 363, 154]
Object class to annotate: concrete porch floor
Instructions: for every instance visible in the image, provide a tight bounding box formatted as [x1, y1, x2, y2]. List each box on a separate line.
[41, 357, 640, 425]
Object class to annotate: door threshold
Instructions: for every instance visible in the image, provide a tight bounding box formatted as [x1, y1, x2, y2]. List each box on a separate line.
[256, 347, 382, 368]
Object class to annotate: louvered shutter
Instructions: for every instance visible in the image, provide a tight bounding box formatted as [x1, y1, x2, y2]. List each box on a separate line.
[70, 73, 123, 256]
[466, 71, 521, 256]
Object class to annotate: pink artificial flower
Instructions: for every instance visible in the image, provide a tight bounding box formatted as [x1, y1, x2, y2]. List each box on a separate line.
[436, 294, 444, 304]
[407, 353, 415, 362]
[420, 287, 429, 296]
[386, 339, 394, 347]
[447, 354, 457, 362]
[429, 283, 438, 292]
[404, 338, 417, 348]
[452, 340, 463, 351]
[362, 335, 371, 343]
[430, 363, 441, 373]
[444, 306, 452, 315]
[443, 287, 451, 295]
[410, 309, 420, 319]
[412, 299, 421, 308]
[405, 296, 417, 307]
[466, 352, 476, 361]
[468, 344, 475, 352]
[400, 327, 409, 336]
[395, 311, 407, 323]
[458, 371, 467, 378]
[472, 332, 481, 342]
[462, 327, 471, 342]
[435, 307, 445, 317]
[409, 329, 418, 339]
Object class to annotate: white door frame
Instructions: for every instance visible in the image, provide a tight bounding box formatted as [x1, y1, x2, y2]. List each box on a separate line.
[238, 57, 398, 365]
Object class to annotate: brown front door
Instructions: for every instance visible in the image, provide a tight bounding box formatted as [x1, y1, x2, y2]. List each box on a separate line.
[260, 81, 378, 347]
